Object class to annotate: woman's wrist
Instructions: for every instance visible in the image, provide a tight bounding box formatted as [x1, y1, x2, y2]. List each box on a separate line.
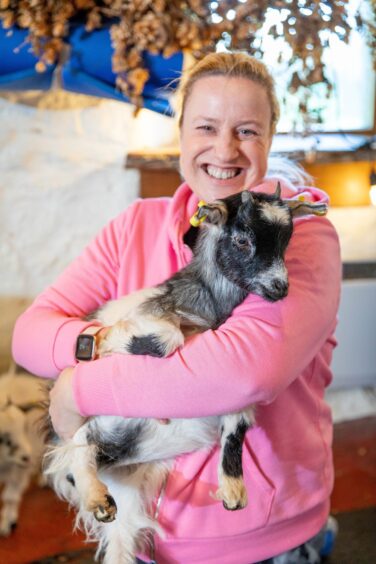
[75, 325, 111, 361]
[49, 366, 85, 440]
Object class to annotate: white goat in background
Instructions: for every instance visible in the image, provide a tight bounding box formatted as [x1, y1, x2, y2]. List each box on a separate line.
[0, 364, 49, 536]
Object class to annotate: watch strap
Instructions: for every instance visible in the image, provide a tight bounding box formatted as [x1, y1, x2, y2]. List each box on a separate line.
[81, 325, 103, 338]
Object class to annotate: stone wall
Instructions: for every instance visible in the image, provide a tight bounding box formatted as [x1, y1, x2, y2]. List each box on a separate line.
[0, 94, 176, 373]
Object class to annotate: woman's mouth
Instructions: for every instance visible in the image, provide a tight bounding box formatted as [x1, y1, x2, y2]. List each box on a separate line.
[203, 165, 242, 180]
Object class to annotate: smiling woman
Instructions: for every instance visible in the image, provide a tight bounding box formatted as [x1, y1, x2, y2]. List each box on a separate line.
[177, 52, 279, 202]
[12, 51, 342, 564]
[180, 76, 272, 202]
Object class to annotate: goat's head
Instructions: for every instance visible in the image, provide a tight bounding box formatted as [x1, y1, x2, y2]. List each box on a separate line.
[0, 404, 32, 468]
[196, 183, 328, 302]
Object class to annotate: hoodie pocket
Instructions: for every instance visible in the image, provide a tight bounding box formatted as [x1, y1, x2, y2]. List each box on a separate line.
[158, 446, 276, 540]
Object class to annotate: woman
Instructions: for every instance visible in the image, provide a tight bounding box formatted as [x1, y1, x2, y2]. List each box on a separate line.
[12, 52, 341, 563]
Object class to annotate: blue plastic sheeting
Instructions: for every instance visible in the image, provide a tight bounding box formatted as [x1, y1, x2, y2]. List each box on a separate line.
[0, 23, 55, 90]
[0, 21, 183, 115]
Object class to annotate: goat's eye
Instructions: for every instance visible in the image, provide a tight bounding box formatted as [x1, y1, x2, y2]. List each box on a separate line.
[233, 235, 251, 249]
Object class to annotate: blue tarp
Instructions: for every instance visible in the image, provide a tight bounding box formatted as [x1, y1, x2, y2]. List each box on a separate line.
[0, 21, 183, 115]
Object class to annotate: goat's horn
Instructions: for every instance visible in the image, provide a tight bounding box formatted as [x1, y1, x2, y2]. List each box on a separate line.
[241, 190, 253, 203]
[274, 182, 281, 199]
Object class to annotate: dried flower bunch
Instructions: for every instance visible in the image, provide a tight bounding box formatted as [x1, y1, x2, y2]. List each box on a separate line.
[0, 0, 373, 112]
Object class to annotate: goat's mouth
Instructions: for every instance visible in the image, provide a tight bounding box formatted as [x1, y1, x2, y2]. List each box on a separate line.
[261, 290, 283, 302]
[259, 285, 289, 302]
[202, 164, 242, 180]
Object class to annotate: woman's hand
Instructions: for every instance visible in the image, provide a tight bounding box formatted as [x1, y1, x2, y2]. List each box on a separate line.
[49, 352, 169, 437]
[49, 366, 85, 440]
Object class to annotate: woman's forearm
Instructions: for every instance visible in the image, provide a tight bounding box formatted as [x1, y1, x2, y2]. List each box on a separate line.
[12, 207, 130, 377]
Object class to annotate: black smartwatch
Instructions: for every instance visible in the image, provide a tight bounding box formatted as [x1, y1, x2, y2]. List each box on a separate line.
[75, 326, 102, 361]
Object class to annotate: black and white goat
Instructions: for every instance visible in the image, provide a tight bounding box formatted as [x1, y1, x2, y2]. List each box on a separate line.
[45, 185, 327, 563]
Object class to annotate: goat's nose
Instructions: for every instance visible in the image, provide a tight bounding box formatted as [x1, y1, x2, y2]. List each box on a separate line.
[272, 279, 288, 296]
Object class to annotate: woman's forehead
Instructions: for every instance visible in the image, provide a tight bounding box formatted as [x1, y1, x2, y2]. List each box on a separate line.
[184, 75, 272, 123]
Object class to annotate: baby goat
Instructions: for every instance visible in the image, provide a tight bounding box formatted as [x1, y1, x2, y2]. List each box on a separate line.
[45, 185, 327, 563]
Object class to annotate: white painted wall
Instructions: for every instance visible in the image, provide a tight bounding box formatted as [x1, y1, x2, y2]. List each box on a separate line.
[327, 207, 376, 390]
[327, 206, 376, 262]
[0, 95, 177, 371]
[331, 280, 376, 388]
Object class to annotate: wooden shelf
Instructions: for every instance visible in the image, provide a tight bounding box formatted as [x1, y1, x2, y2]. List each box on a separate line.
[125, 146, 376, 206]
[125, 146, 376, 172]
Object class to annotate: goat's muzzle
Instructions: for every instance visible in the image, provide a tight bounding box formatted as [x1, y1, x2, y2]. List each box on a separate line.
[260, 280, 289, 302]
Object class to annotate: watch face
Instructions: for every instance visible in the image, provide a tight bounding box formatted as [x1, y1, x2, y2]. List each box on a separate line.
[75, 334, 95, 361]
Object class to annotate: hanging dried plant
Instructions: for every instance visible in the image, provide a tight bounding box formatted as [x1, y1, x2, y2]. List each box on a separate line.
[0, 0, 374, 116]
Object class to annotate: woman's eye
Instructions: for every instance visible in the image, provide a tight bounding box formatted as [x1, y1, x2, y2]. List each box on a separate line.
[238, 129, 257, 137]
[196, 125, 214, 132]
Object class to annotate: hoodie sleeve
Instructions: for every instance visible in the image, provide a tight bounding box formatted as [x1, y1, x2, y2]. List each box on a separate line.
[11, 205, 134, 378]
[72, 216, 342, 419]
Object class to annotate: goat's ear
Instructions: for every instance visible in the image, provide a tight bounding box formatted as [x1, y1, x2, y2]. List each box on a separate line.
[197, 201, 228, 225]
[285, 199, 328, 218]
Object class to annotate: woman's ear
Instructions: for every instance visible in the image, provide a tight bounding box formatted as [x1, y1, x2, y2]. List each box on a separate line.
[197, 201, 228, 225]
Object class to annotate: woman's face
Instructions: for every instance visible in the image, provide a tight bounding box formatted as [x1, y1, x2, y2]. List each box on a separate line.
[179, 76, 273, 202]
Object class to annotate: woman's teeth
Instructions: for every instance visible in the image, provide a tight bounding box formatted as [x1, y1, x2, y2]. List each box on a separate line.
[206, 165, 240, 180]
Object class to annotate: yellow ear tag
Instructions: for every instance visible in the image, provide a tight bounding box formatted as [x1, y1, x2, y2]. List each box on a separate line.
[297, 194, 306, 202]
[190, 200, 207, 227]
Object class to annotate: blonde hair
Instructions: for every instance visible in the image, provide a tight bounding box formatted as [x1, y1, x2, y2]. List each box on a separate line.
[177, 52, 280, 135]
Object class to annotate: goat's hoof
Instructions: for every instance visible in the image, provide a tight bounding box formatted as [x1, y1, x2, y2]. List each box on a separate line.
[93, 494, 117, 523]
[223, 500, 244, 511]
[216, 476, 248, 511]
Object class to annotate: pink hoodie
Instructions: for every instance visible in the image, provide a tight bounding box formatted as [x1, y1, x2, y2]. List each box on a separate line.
[12, 179, 341, 563]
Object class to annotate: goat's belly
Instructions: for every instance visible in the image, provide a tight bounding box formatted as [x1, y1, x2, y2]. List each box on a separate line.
[89, 416, 219, 467]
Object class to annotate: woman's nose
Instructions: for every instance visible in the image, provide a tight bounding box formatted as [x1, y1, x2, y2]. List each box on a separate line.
[214, 132, 239, 161]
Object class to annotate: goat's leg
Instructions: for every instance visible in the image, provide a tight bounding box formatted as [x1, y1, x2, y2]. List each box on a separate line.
[102, 525, 136, 564]
[46, 425, 117, 523]
[0, 467, 31, 536]
[68, 426, 118, 523]
[216, 408, 255, 511]
[98, 462, 168, 564]
[98, 316, 184, 359]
